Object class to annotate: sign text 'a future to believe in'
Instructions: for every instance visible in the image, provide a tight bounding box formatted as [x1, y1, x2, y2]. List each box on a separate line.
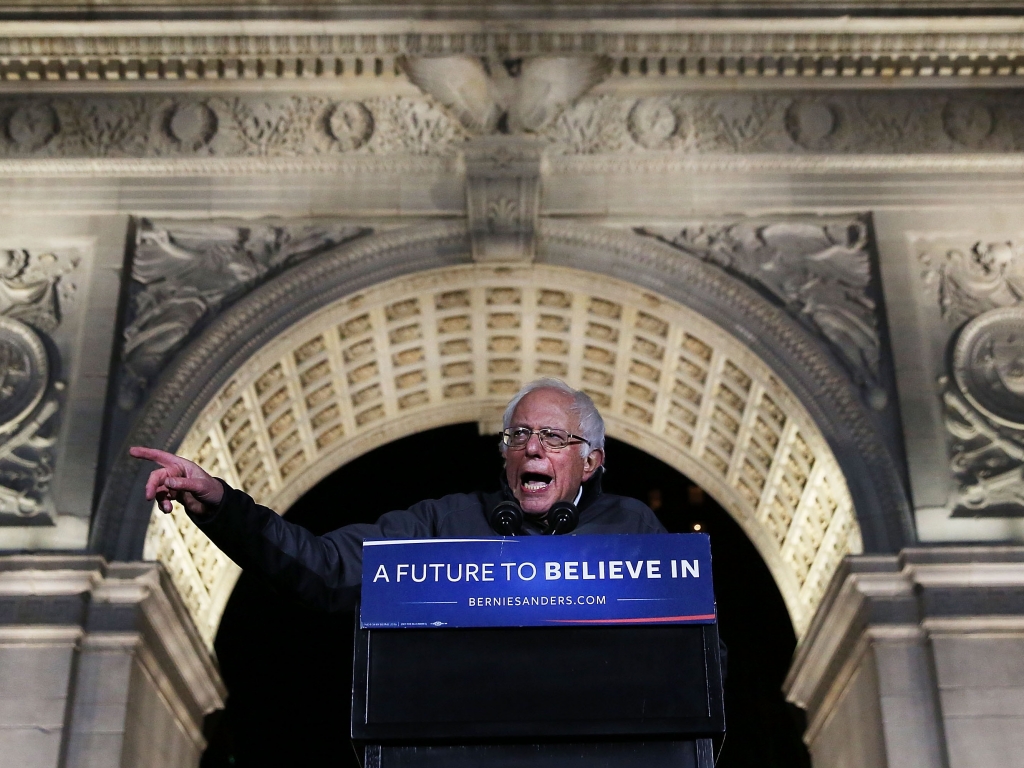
[360, 534, 716, 629]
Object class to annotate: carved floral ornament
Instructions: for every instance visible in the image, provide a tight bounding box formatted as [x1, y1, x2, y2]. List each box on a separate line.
[143, 263, 861, 647]
[918, 238, 1024, 515]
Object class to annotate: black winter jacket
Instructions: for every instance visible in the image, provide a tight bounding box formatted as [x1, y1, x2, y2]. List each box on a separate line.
[193, 472, 665, 611]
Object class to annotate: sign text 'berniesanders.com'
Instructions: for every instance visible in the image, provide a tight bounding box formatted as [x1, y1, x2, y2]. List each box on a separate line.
[360, 533, 716, 629]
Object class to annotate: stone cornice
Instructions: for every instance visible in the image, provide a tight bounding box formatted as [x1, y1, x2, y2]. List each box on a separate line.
[5, 2, 1024, 20]
[2, 17, 1024, 87]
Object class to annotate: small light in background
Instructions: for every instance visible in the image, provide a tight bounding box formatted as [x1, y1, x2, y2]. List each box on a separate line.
[647, 488, 663, 512]
[693, 523, 702, 531]
[687, 485, 706, 506]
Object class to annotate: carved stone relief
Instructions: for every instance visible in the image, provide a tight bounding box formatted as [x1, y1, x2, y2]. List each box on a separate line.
[465, 137, 543, 262]
[919, 240, 1024, 327]
[543, 91, 1024, 156]
[0, 91, 1021, 164]
[953, 307, 1024, 429]
[119, 219, 372, 410]
[638, 218, 888, 410]
[0, 95, 467, 160]
[918, 238, 1024, 516]
[0, 248, 79, 526]
[401, 56, 610, 135]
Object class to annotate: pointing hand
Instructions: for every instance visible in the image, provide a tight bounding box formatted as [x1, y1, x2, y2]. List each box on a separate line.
[130, 446, 224, 516]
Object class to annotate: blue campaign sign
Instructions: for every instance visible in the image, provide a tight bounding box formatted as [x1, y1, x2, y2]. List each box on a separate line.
[360, 534, 715, 629]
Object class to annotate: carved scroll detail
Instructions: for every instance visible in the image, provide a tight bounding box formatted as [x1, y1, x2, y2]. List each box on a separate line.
[0, 248, 78, 526]
[119, 220, 371, 410]
[639, 218, 886, 409]
[919, 237, 1024, 516]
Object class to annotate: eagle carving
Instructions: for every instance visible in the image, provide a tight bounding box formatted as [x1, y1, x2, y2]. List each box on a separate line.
[400, 55, 610, 134]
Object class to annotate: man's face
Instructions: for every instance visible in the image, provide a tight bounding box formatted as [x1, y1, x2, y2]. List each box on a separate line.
[503, 388, 604, 514]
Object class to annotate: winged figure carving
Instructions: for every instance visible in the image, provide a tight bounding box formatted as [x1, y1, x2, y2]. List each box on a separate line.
[401, 55, 610, 135]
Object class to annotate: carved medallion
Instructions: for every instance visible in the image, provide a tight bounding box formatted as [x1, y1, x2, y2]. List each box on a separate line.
[953, 306, 1024, 428]
[785, 100, 837, 149]
[627, 98, 682, 149]
[167, 102, 218, 151]
[0, 315, 48, 433]
[6, 103, 58, 151]
[326, 102, 374, 150]
[942, 99, 995, 147]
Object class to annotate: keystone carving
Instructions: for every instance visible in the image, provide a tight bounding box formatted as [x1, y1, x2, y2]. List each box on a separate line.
[464, 137, 544, 262]
[119, 220, 372, 410]
[638, 218, 887, 409]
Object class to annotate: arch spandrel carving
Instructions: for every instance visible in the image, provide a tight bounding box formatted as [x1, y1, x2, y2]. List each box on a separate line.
[142, 262, 862, 646]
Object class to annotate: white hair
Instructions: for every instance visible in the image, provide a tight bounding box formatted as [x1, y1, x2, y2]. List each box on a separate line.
[501, 378, 606, 456]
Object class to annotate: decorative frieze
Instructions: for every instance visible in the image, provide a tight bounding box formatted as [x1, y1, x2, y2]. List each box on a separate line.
[544, 91, 1024, 156]
[0, 93, 467, 159]
[0, 90, 1020, 168]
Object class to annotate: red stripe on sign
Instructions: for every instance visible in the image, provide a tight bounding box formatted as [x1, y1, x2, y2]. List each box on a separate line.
[546, 613, 717, 625]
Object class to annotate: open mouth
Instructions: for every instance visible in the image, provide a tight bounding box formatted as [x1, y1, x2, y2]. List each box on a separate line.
[520, 471, 553, 493]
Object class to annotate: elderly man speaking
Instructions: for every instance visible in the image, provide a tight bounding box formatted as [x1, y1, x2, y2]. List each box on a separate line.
[132, 378, 665, 610]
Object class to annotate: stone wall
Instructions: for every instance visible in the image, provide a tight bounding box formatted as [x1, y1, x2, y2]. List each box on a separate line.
[0, 556, 224, 768]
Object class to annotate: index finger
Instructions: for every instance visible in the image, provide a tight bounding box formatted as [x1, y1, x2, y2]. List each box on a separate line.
[130, 446, 182, 468]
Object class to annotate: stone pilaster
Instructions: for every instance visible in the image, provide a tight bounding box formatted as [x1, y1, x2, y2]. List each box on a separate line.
[786, 548, 1024, 768]
[0, 555, 225, 768]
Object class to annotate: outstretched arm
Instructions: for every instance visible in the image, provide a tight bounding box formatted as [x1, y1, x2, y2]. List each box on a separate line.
[130, 446, 440, 611]
[129, 446, 224, 516]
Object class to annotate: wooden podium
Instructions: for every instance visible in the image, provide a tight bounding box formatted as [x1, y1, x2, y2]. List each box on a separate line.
[351, 621, 725, 767]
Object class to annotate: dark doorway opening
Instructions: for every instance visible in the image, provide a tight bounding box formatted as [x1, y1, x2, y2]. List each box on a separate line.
[200, 423, 809, 768]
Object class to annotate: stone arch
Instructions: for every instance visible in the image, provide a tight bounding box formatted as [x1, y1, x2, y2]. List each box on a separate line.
[93, 221, 910, 647]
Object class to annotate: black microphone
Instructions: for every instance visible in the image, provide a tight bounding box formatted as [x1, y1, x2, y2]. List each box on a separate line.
[489, 500, 523, 536]
[547, 501, 579, 536]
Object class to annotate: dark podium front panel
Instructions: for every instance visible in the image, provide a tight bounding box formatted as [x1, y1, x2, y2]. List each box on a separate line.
[352, 623, 724, 744]
[352, 623, 724, 767]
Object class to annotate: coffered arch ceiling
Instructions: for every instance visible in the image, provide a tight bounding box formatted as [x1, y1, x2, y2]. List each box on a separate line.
[94, 222, 909, 648]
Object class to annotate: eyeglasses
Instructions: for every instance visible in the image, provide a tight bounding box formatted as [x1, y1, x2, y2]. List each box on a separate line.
[501, 427, 590, 451]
